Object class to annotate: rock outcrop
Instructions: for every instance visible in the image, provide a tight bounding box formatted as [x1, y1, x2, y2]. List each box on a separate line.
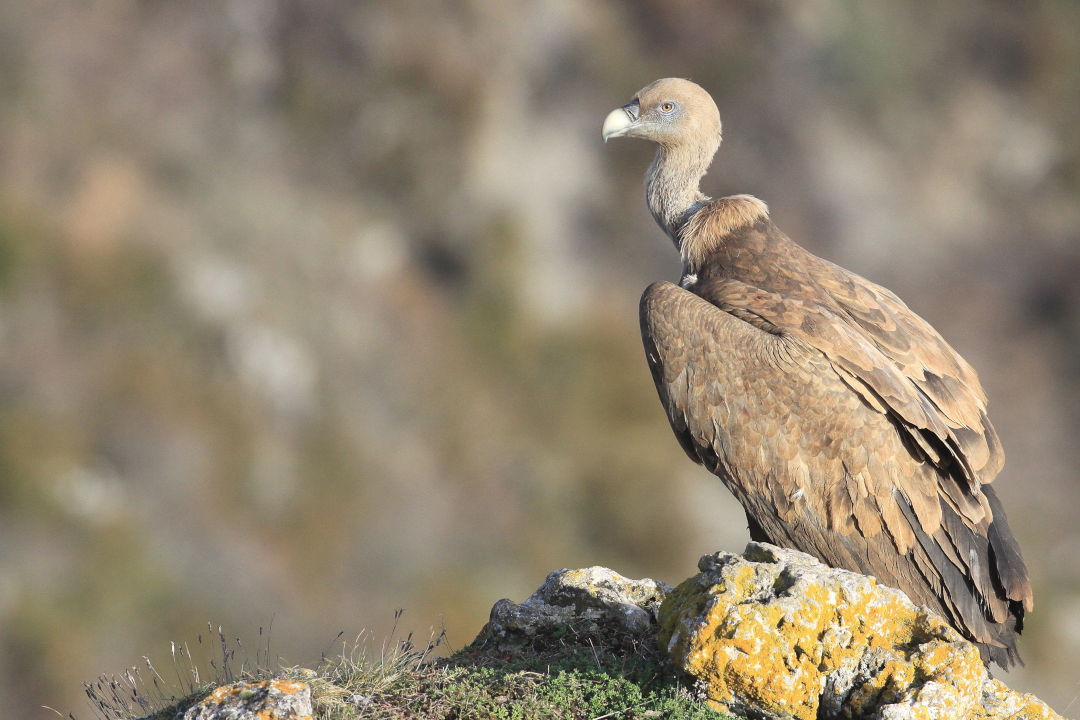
[474, 544, 1062, 720]
[179, 678, 313, 720]
[159, 546, 1065, 719]
[473, 565, 671, 653]
[657, 543, 1062, 720]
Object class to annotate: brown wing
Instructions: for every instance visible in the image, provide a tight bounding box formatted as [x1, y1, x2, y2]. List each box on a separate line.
[813, 254, 1004, 486]
[704, 275, 989, 535]
[640, 279, 1029, 665]
[688, 206, 1004, 496]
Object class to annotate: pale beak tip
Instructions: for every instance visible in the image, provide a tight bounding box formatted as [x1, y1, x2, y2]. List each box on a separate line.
[602, 107, 634, 143]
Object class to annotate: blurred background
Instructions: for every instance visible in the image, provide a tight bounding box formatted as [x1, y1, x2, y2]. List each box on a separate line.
[1, 0, 1078, 716]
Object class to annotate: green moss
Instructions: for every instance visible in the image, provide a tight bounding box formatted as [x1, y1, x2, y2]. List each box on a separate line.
[304, 644, 729, 720]
[416, 645, 723, 720]
[116, 638, 734, 720]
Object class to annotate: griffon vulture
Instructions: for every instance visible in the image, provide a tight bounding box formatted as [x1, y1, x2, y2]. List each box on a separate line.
[602, 78, 1032, 667]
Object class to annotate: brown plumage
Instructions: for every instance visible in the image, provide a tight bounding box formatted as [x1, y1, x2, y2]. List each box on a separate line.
[603, 78, 1032, 666]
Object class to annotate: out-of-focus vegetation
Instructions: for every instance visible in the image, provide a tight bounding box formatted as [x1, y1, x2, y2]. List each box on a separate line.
[1, 1, 1078, 716]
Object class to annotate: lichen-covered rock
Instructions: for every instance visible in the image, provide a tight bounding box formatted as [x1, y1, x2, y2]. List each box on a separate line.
[473, 566, 671, 653]
[658, 543, 1062, 720]
[180, 678, 313, 720]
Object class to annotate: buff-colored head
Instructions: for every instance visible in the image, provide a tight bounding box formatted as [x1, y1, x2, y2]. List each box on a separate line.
[601, 78, 722, 154]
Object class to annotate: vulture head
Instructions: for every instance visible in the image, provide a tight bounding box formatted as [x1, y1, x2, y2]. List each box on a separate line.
[601, 78, 722, 155]
[602, 78, 724, 240]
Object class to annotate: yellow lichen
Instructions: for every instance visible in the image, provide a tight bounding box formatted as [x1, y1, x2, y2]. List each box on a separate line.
[659, 548, 1065, 720]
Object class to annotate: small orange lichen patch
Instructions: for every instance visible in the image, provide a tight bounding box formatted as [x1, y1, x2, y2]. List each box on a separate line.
[660, 545, 1065, 720]
[269, 679, 309, 695]
[205, 683, 243, 704]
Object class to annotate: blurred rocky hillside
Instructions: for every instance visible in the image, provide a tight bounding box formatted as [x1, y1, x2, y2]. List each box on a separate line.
[1, 1, 1078, 716]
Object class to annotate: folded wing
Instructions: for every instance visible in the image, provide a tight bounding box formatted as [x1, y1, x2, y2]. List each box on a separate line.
[641, 270, 1031, 666]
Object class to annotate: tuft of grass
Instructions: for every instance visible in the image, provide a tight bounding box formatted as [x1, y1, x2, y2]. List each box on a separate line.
[78, 614, 733, 720]
[78, 622, 276, 720]
[298, 624, 726, 720]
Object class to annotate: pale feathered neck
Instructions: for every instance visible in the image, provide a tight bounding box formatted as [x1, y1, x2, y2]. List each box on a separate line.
[644, 132, 770, 271]
[645, 142, 716, 244]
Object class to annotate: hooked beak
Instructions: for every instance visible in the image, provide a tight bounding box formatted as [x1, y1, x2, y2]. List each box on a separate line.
[602, 100, 640, 142]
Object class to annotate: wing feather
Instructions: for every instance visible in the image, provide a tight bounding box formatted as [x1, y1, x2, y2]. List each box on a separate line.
[814, 254, 1005, 482]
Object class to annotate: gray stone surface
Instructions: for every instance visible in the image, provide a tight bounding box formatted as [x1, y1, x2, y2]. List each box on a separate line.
[180, 678, 313, 720]
[472, 566, 671, 652]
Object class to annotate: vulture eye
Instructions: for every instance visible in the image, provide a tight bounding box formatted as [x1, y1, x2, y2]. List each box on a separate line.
[659, 101, 676, 113]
